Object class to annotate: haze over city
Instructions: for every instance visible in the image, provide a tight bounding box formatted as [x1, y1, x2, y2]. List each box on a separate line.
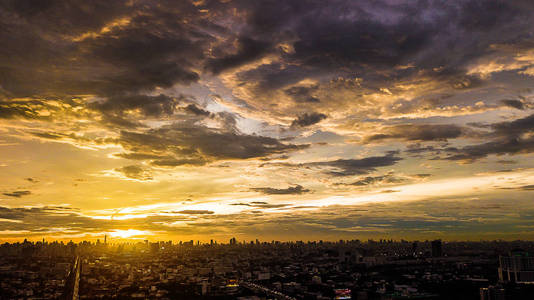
[2, 0, 534, 244]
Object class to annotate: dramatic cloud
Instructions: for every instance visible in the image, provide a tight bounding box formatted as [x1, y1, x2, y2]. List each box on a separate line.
[183, 104, 211, 117]
[500, 99, 526, 110]
[364, 124, 465, 143]
[284, 85, 320, 103]
[291, 113, 327, 128]
[445, 138, 534, 162]
[491, 113, 534, 137]
[0, 1, 209, 97]
[309, 155, 403, 176]
[1, 0, 534, 241]
[445, 113, 534, 162]
[206, 37, 272, 75]
[117, 124, 309, 164]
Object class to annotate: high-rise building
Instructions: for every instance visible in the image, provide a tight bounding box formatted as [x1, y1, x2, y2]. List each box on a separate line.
[498, 250, 534, 283]
[431, 240, 442, 257]
[480, 286, 505, 300]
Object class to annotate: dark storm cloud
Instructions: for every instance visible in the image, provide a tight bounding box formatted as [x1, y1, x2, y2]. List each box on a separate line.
[90, 94, 182, 118]
[364, 124, 465, 143]
[207, 0, 534, 134]
[206, 37, 272, 75]
[457, 0, 527, 31]
[251, 184, 310, 195]
[183, 104, 211, 117]
[2, 0, 534, 99]
[114, 165, 153, 181]
[499, 99, 525, 110]
[226, 0, 533, 93]
[490, 113, 534, 136]
[291, 113, 327, 128]
[281, 154, 402, 177]
[445, 138, 534, 162]
[2, 190, 31, 198]
[117, 123, 309, 164]
[213, 111, 239, 133]
[0, 1, 210, 97]
[284, 85, 320, 103]
[2, 0, 534, 177]
[445, 113, 534, 162]
[29, 115, 307, 164]
[290, 11, 432, 69]
[315, 155, 401, 177]
[1, 0, 130, 35]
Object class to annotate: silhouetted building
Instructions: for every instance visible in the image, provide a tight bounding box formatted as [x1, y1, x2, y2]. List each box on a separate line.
[480, 286, 505, 300]
[498, 250, 534, 283]
[150, 242, 159, 253]
[431, 240, 442, 257]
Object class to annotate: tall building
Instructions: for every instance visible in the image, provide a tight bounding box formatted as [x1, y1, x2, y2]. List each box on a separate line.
[431, 240, 442, 257]
[498, 250, 534, 283]
[480, 286, 505, 300]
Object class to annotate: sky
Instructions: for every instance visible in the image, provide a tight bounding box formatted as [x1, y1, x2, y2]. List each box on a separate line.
[1, 0, 534, 243]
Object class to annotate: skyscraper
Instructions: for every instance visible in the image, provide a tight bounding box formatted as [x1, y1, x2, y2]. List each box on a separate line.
[431, 240, 442, 257]
[498, 250, 534, 283]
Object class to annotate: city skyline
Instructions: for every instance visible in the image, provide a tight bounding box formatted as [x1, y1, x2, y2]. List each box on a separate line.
[2, 0, 534, 243]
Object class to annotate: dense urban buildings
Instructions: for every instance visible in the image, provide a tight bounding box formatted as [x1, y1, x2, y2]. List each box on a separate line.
[498, 250, 534, 284]
[2, 239, 534, 299]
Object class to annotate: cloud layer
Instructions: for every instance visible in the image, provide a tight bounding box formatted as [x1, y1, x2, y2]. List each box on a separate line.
[1, 0, 534, 241]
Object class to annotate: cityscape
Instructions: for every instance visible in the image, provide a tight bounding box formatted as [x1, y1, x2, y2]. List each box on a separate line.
[2, 0, 534, 299]
[1, 238, 534, 299]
